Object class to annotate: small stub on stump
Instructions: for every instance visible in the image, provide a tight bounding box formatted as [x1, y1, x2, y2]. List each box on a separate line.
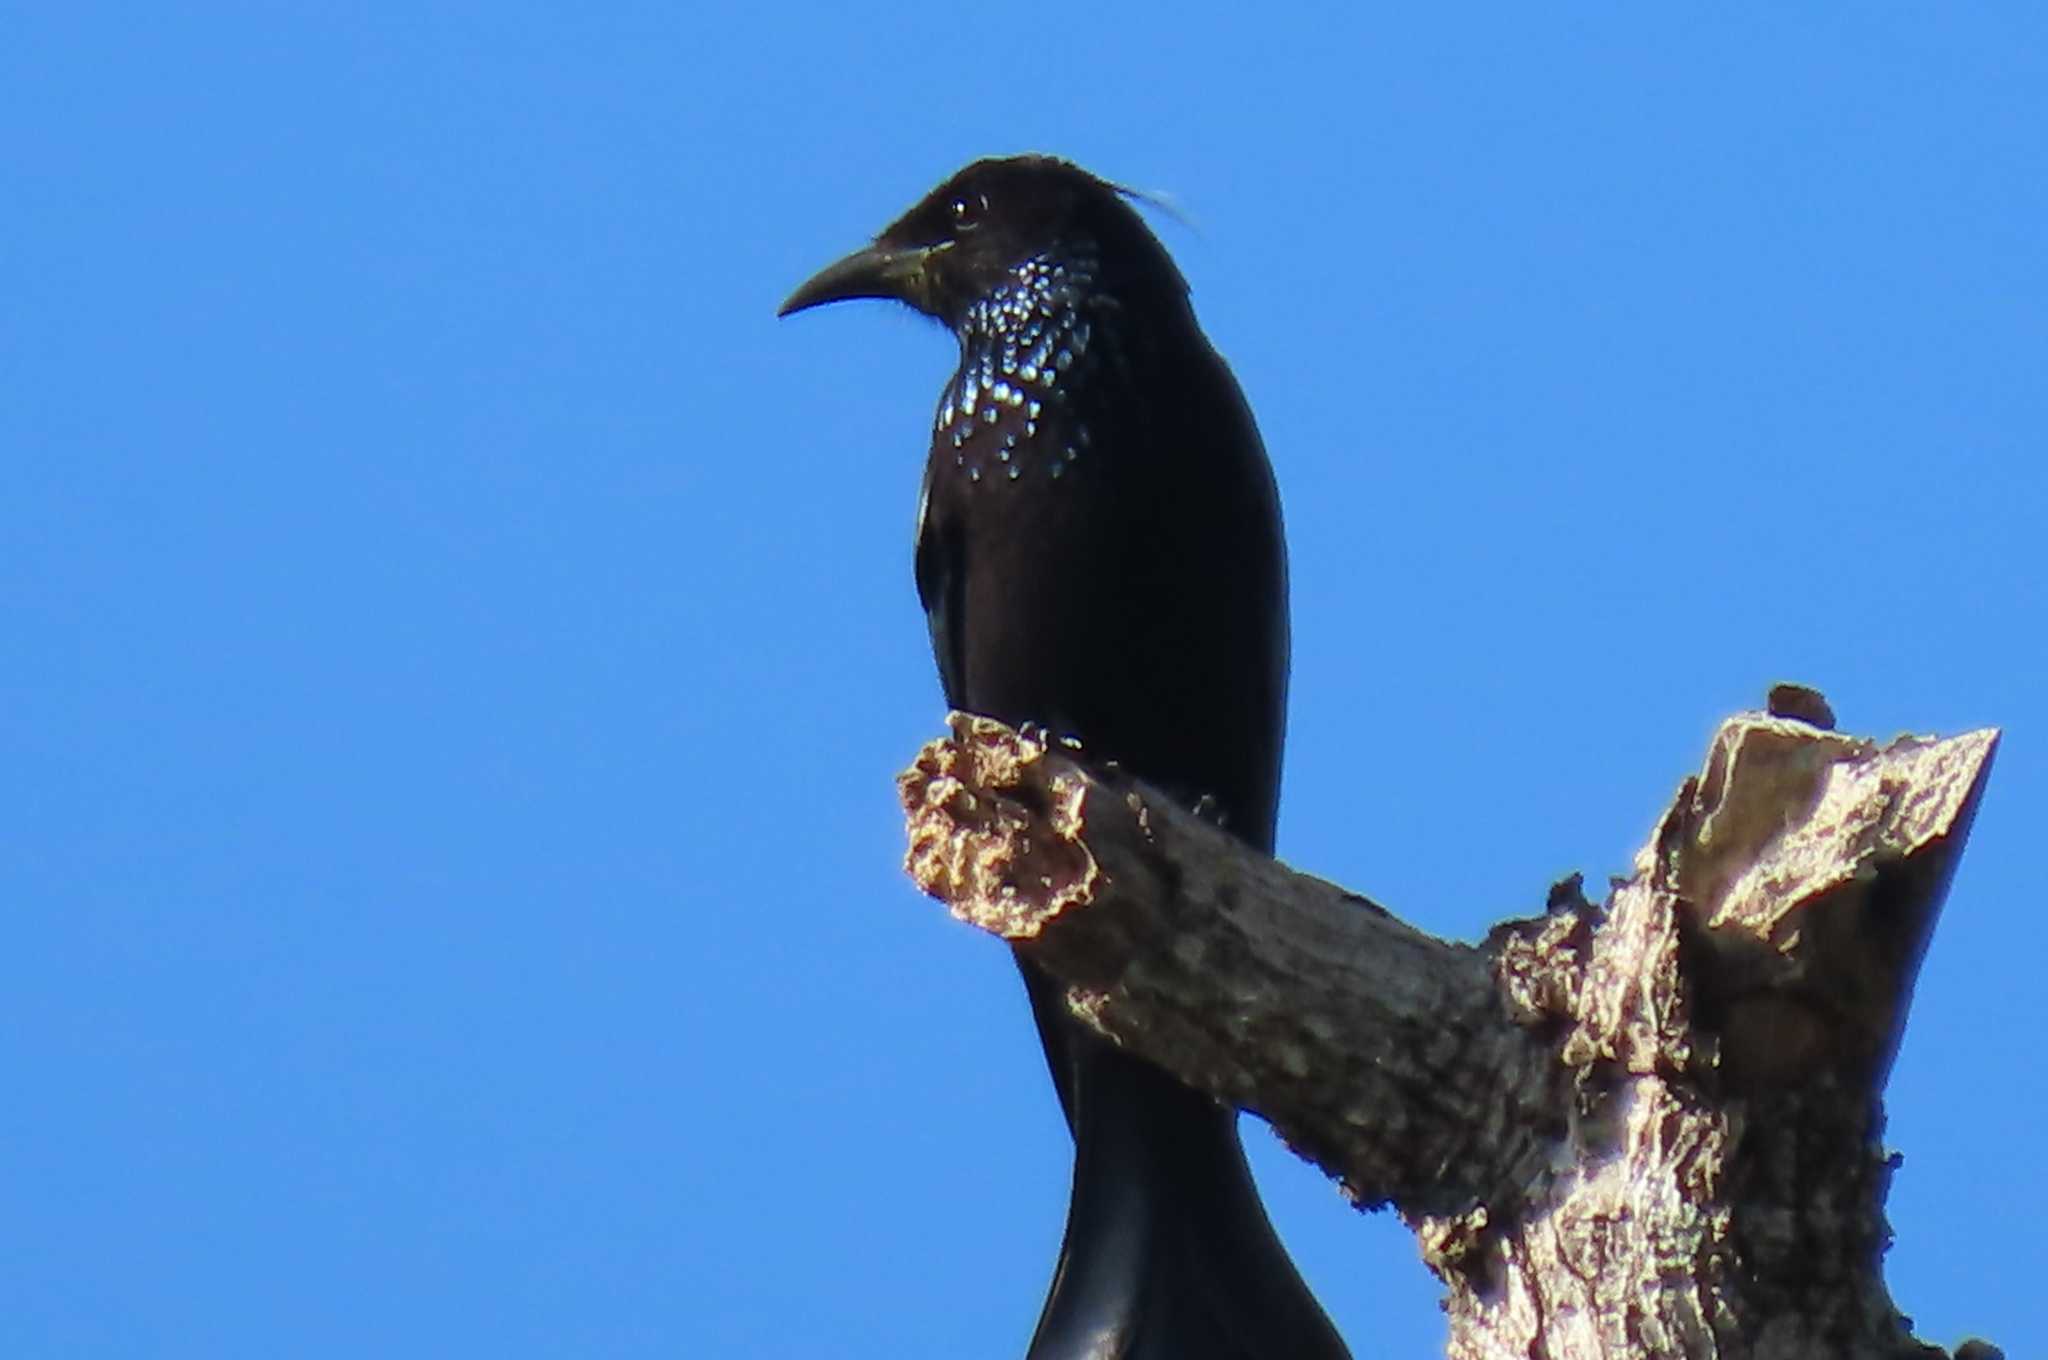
[1766, 681, 1836, 730]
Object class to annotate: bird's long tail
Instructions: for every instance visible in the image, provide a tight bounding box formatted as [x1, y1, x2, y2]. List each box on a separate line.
[1018, 961, 1352, 1360]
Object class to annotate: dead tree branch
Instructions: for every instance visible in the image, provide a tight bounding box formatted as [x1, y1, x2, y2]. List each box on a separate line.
[898, 699, 1999, 1360]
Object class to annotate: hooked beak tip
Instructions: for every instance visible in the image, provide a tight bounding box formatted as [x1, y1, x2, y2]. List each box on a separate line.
[778, 244, 930, 318]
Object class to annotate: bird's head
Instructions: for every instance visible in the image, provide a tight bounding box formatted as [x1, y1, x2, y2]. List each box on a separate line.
[779, 155, 1182, 330]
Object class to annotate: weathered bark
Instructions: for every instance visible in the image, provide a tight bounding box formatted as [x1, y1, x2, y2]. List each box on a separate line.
[898, 700, 2000, 1360]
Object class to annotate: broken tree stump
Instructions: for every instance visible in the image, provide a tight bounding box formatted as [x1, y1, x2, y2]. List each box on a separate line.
[898, 698, 1999, 1360]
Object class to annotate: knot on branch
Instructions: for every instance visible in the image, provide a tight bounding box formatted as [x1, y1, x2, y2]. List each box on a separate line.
[899, 713, 1101, 939]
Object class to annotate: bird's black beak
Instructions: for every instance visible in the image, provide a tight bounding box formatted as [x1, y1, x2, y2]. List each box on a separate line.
[778, 243, 936, 317]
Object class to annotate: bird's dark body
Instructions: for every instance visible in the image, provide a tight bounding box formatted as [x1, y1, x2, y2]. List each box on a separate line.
[783, 157, 1347, 1360]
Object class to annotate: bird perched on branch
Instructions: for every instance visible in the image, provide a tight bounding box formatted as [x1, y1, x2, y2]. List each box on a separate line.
[781, 155, 1347, 1360]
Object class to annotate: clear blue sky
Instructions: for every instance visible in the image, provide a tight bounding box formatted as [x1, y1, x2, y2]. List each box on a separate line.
[4, 7, 2041, 1356]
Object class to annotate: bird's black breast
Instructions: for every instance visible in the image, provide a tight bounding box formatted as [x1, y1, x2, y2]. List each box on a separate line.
[913, 240, 1288, 851]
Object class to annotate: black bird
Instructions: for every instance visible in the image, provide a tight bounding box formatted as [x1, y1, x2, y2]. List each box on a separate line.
[781, 156, 1348, 1360]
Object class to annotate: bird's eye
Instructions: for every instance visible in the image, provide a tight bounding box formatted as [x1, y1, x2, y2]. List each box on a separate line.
[951, 194, 987, 230]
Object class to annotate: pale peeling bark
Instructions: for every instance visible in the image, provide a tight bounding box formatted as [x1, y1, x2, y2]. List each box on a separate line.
[898, 702, 2001, 1360]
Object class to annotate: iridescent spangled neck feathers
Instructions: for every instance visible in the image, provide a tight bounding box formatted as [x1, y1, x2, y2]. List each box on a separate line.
[936, 243, 1105, 485]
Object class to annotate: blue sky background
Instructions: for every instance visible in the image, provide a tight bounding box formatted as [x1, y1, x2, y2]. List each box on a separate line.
[4, 6, 2041, 1356]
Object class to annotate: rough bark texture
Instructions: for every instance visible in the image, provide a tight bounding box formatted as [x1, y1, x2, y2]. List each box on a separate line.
[898, 704, 2000, 1360]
